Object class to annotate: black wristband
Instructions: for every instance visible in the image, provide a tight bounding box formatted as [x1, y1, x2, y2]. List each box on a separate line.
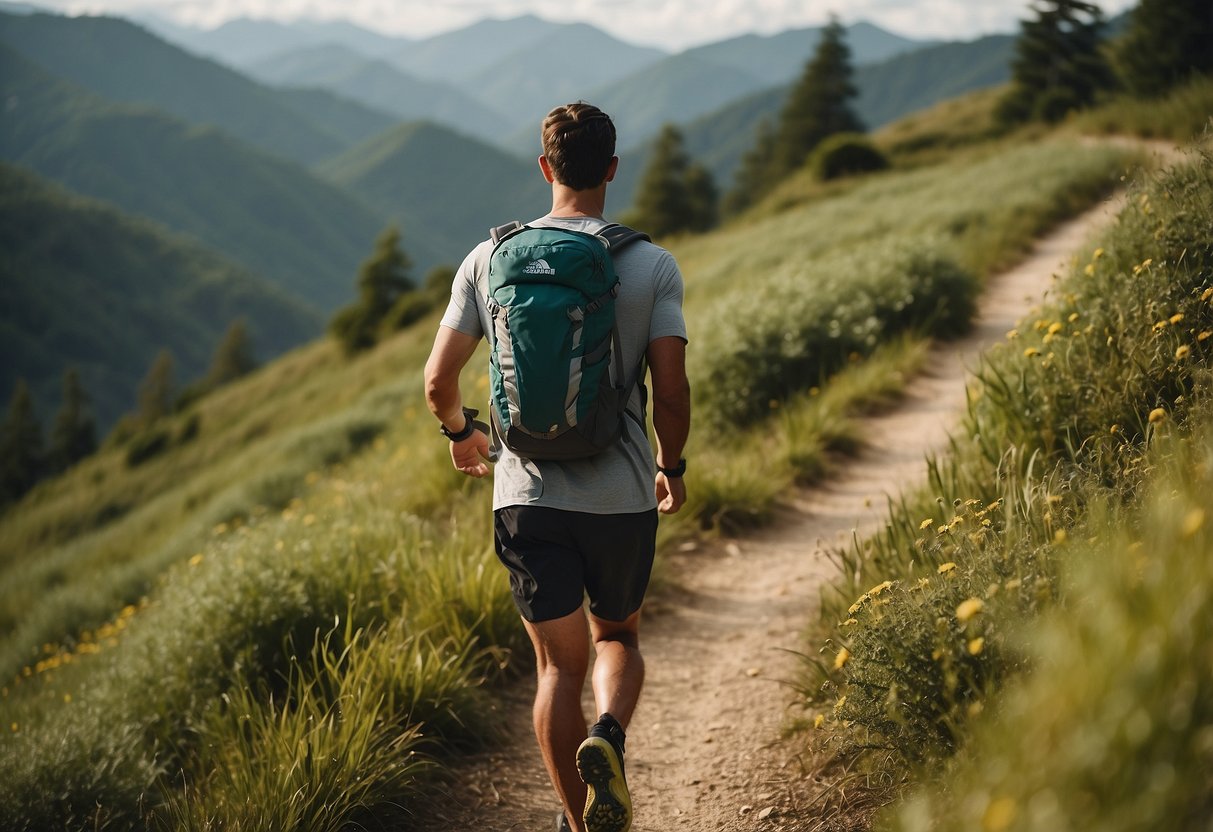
[440, 408, 479, 442]
[657, 458, 686, 478]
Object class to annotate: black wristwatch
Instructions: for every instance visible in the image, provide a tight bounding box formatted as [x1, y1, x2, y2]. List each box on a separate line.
[657, 458, 686, 478]
[440, 407, 480, 442]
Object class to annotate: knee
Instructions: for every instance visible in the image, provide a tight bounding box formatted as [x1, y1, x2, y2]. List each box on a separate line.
[593, 628, 639, 652]
[536, 653, 589, 684]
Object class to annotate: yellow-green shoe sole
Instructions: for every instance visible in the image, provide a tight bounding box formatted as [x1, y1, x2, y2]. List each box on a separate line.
[576, 736, 632, 832]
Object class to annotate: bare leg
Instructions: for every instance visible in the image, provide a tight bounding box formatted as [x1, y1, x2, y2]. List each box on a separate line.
[589, 608, 644, 729]
[523, 609, 592, 832]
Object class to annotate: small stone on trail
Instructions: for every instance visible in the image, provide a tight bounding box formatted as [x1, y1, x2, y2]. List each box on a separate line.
[678, 541, 698, 552]
[745, 667, 761, 677]
[726, 542, 742, 557]
[740, 805, 754, 815]
[759, 806, 778, 820]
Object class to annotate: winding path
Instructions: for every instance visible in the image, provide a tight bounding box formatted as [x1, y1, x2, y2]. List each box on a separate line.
[417, 143, 1177, 831]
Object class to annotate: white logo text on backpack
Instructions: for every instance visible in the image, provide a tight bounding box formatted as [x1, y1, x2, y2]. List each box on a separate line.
[523, 259, 556, 275]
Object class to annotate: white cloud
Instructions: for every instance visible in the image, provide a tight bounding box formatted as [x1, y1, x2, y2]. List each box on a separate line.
[41, 0, 1139, 49]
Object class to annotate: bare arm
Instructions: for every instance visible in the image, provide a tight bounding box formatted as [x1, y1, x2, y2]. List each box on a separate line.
[647, 335, 690, 514]
[424, 325, 492, 477]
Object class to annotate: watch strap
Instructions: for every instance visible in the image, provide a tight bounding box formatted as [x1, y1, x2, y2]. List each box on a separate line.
[657, 458, 686, 478]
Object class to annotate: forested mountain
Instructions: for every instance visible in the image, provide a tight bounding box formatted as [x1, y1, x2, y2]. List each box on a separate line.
[245, 43, 506, 143]
[319, 122, 551, 264]
[0, 12, 356, 165]
[390, 14, 565, 80]
[0, 43, 392, 310]
[684, 21, 930, 86]
[0, 163, 323, 431]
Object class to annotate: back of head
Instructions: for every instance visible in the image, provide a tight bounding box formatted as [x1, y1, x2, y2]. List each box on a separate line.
[541, 102, 616, 191]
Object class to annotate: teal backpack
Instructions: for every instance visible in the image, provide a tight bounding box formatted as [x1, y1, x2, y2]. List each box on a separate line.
[483, 222, 650, 461]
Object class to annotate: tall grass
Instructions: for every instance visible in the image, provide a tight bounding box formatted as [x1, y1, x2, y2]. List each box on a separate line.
[797, 145, 1212, 827]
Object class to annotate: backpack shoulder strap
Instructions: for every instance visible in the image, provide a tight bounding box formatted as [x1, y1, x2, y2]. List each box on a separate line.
[597, 223, 651, 254]
[489, 221, 526, 247]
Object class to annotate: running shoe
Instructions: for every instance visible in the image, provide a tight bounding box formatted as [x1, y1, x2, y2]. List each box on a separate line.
[576, 713, 631, 832]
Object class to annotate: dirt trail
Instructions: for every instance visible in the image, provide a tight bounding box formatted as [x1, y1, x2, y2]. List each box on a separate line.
[419, 145, 1178, 832]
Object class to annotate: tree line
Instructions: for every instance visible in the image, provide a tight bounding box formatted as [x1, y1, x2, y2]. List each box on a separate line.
[1, 319, 257, 507]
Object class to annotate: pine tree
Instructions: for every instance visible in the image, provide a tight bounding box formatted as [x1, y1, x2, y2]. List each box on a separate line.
[207, 319, 257, 388]
[137, 349, 176, 425]
[771, 18, 864, 180]
[684, 163, 719, 233]
[49, 367, 97, 473]
[629, 125, 694, 239]
[724, 118, 778, 216]
[0, 379, 45, 504]
[1116, 0, 1213, 97]
[998, 1, 1116, 125]
[330, 225, 415, 354]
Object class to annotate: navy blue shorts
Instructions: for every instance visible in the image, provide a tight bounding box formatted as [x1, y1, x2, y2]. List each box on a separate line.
[493, 506, 659, 623]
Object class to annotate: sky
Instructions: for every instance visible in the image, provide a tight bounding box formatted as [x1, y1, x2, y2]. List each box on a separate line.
[34, 0, 1138, 50]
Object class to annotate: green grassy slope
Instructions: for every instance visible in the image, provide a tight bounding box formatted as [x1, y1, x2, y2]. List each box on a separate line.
[0, 11, 350, 165]
[0, 44, 392, 310]
[0, 163, 323, 432]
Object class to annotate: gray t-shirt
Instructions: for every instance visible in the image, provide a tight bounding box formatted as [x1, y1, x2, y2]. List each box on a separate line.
[440, 215, 687, 514]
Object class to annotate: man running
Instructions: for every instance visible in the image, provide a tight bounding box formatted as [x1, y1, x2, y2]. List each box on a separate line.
[423, 101, 690, 832]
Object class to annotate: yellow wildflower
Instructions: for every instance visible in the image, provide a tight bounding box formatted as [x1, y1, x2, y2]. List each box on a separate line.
[920, 518, 934, 529]
[1153, 320, 1169, 333]
[1047, 322, 1063, 335]
[1199, 331, 1212, 341]
[63, 693, 72, 704]
[9, 722, 16, 733]
[868, 580, 894, 596]
[1054, 529, 1068, 544]
[834, 695, 847, 712]
[834, 648, 851, 670]
[1023, 347, 1040, 358]
[840, 618, 858, 627]
[1202, 286, 1213, 302]
[938, 562, 957, 575]
[848, 594, 869, 615]
[1092, 247, 1105, 260]
[813, 713, 826, 729]
[983, 797, 1018, 832]
[188, 553, 204, 567]
[1170, 312, 1185, 325]
[1083, 263, 1096, 277]
[1110, 424, 1120, 434]
[968, 637, 985, 655]
[1046, 494, 1062, 504]
[917, 578, 931, 590]
[1176, 345, 1191, 360]
[1068, 312, 1080, 323]
[1005, 328, 1019, 340]
[956, 598, 984, 623]
[1183, 508, 1206, 538]
[1148, 407, 1167, 424]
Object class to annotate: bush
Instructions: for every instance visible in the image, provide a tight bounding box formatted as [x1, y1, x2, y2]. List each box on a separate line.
[811, 133, 890, 181]
[695, 241, 975, 427]
[382, 291, 437, 333]
[124, 427, 169, 467]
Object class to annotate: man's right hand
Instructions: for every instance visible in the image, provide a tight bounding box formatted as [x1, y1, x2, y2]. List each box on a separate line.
[655, 471, 685, 514]
[450, 429, 492, 478]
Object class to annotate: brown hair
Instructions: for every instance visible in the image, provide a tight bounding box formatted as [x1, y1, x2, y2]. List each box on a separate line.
[541, 102, 617, 191]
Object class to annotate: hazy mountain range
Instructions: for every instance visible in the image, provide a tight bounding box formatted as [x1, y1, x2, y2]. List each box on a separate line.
[2, 4, 1024, 429]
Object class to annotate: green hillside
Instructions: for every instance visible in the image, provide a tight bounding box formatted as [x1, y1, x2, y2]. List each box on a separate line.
[274, 86, 400, 147]
[0, 43, 393, 310]
[0, 11, 352, 165]
[319, 122, 550, 264]
[0, 163, 323, 432]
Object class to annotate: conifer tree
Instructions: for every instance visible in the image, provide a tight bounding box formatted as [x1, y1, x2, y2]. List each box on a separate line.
[1116, 0, 1213, 97]
[138, 349, 176, 424]
[684, 163, 719, 233]
[629, 125, 694, 239]
[724, 118, 778, 216]
[998, 1, 1116, 124]
[49, 367, 96, 473]
[0, 379, 44, 504]
[206, 319, 257, 388]
[330, 225, 415, 354]
[771, 18, 864, 180]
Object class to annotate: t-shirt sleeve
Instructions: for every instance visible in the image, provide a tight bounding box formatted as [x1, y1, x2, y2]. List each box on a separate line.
[439, 245, 485, 339]
[649, 251, 688, 343]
